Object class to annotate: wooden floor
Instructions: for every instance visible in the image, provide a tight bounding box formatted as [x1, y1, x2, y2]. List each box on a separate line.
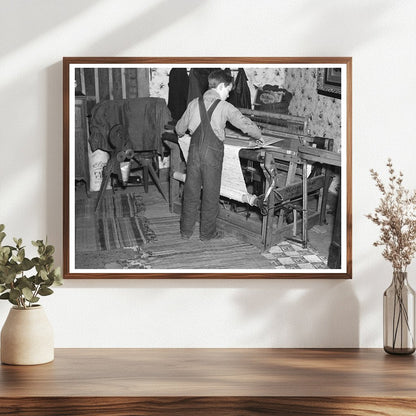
[141, 185, 272, 270]
[75, 181, 331, 271]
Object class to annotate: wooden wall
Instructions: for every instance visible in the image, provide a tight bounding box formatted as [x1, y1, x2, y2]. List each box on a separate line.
[75, 68, 150, 115]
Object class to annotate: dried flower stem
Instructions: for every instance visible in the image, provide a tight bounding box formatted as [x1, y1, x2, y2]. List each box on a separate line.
[366, 159, 416, 272]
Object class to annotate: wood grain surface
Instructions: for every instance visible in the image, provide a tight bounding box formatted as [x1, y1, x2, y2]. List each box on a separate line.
[1, 348, 414, 415]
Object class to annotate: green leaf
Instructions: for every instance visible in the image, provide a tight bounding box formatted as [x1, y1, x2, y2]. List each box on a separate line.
[0, 246, 11, 258]
[17, 276, 35, 291]
[8, 297, 18, 306]
[0, 231, 60, 302]
[38, 287, 54, 296]
[0, 255, 9, 267]
[9, 288, 21, 301]
[8, 263, 20, 276]
[50, 267, 63, 285]
[0, 270, 17, 285]
[13, 237, 23, 248]
[22, 287, 34, 301]
[45, 245, 55, 256]
[0, 265, 8, 282]
[39, 269, 48, 281]
[0, 246, 10, 254]
[34, 274, 43, 285]
[3, 245, 17, 252]
[54, 266, 62, 276]
[17, 248, 25, 263]
[0, 291, 18, 306]
[41, 256, 54, 266]
[20, 258, 34, 271]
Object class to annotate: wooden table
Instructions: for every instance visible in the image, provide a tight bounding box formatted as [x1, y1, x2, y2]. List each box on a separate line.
[1, 349, 415, 415]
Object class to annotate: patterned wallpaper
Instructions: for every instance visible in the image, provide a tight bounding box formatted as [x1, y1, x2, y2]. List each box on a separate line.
[244, 68, 285, 105]
[284, 68, 341, 152]
[149, 67, 341, 152]
[149, 67, 284, 105]
[149, 68, 170, 100]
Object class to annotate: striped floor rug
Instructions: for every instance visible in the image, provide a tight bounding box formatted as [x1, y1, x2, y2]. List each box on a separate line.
[143, 216, 272, 270]
[75, 188, 329, 270]
[75, 193, 155, 253]
[76, 193, 145, 218]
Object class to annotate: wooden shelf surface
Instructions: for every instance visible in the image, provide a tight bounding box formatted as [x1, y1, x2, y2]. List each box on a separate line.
[1, 348, 416, 415]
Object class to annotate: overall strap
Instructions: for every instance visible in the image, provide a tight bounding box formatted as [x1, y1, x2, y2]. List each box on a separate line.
[197, 98, 221, 147]
[207, 99, 221, 120]
[198, 98, 221, 126]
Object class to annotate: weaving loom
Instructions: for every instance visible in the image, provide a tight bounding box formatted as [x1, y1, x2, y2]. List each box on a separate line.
[164, 110, 338, 250]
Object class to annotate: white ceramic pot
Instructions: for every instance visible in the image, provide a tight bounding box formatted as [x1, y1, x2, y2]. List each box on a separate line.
[1, 305, 54, 365]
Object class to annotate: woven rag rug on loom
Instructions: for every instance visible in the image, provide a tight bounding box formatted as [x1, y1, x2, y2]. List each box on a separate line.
[75, 193, 156, 252]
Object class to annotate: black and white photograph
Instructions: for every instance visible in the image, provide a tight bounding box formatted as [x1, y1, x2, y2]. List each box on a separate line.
[63, 58, 351, 278]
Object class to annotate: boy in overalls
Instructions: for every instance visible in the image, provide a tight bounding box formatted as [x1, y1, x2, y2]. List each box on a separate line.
[175, 69, 262, 241]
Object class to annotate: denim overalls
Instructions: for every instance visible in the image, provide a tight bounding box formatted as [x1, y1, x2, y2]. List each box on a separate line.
[180, 98, 223, 239]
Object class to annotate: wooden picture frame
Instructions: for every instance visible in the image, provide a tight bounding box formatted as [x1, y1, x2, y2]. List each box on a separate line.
[317, 68, 342, 99]
[63, 57, 352, 279]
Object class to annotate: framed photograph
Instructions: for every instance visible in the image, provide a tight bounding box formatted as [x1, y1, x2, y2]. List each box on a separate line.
[317, 68, 342, 99]
[63, 57, 352, 279]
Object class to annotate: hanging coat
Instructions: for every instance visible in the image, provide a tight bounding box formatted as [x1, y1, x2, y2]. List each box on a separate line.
[228, 68, 251, 109]
[89, 98, 171, 155]
[187, 68, 220, 103]
[167, 68, 189, 121]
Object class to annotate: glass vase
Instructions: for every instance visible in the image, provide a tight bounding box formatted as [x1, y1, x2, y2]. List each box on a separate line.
[383, 271, 415, 355]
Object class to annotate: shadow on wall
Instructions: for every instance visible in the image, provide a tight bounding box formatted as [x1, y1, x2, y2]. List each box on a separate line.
[233, 280, 359, 348]
[81, 0, 203, 55]
[0, 302, 11, 329]
[57, 278, 359, 348]
[296, 0, 394, 50]
[1, 1, 101, 56]
[2, 0, 203, 56]
[45, 0, 204, 263]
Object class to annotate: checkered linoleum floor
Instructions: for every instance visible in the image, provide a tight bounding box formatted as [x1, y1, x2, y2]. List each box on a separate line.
[262, 240, 328, 269]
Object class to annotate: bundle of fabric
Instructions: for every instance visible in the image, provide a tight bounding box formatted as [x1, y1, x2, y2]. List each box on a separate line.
[89, 97, 171, 155]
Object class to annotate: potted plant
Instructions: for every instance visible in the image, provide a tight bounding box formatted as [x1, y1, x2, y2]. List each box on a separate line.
[367, 159, 416, 354]
[0, 224, 63, 365]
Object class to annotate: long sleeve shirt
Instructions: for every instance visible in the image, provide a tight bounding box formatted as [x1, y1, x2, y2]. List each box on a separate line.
[175, 89, 261, 141]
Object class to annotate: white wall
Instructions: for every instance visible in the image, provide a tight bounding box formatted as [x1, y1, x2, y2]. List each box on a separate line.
[1, 0, 415, 348]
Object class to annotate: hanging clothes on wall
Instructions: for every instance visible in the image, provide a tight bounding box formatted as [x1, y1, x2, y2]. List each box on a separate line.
[123, 97, 171, 155]
[89, 98, 171, 155]
[89, 100, 125, 152]
[187, 68, 220, 103]
[167, 68, 189, 122]
[228, 68, 251, 109]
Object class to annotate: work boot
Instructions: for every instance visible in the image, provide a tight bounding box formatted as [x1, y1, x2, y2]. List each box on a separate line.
[200, 230, 224, 241]
[181, 232, 192, 240]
